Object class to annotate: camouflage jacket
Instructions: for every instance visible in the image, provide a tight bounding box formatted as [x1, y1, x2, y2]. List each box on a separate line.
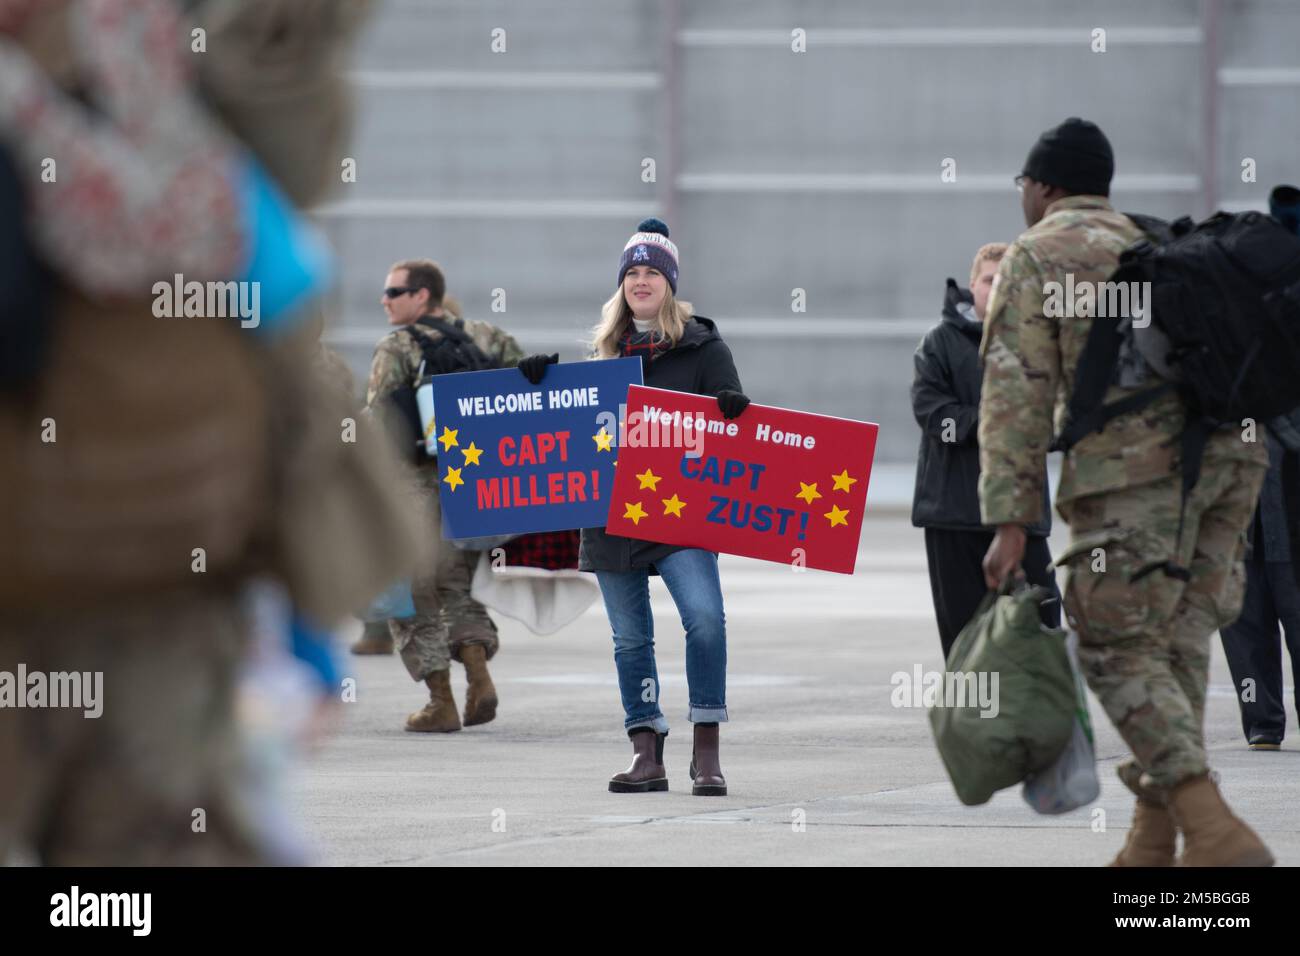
[365, 314, 525, 408]
[977, 195, 1265, 526]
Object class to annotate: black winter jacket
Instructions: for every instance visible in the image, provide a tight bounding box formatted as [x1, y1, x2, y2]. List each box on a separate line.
[1246, 424, 1300, 563]
[579, 315, 742, 573]
[910, 279, 1051, 536]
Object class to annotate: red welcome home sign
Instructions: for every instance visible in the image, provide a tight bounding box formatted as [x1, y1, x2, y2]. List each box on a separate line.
[607, 386, 878, 573]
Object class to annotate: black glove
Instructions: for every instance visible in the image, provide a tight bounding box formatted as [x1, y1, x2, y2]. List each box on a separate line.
[716, 389, 750, 420]
[518, 353, 559, 385]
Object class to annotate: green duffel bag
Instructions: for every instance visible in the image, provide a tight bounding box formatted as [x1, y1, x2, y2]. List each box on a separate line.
[928, 582, 1076, 806]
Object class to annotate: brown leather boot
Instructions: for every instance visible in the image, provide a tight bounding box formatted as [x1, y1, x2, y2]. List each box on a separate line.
[460, 645, 498, 726]
[350, 620, 394, 655]
[1168, 774, 1274, 867]
[689, 723, 727, 796]
[1108, 798, 1176, 867]
[405, 669, 461, 733]
[608, 729, 668, 793]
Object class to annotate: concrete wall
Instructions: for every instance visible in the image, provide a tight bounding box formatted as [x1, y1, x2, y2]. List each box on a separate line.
[319, 0, 1297, 465]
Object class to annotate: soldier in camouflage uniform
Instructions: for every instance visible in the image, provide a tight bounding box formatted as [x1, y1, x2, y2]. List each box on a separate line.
[366, 259, 525, 732]
[978, 119, 1273, 866]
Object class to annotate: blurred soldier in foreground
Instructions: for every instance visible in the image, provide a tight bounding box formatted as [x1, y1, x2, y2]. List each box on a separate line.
[366, 259, 524, 732]
[0, 0, 416, 865]
[979, 118, 1272, 866]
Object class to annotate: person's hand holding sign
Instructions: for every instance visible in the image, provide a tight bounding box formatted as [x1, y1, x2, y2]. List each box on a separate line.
[716, 389, 750, 420]
[518, 353, 559, 386]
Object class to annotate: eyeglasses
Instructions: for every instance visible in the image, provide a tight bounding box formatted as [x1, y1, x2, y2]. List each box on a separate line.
[383, 286, 418, 299]
[1014, 174, 1028, 193]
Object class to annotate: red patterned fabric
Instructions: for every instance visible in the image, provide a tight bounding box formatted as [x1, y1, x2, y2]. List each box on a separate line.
[503, 530, 581, 571]
[0, 0, 245, 297]
[619, 328, 672, 364]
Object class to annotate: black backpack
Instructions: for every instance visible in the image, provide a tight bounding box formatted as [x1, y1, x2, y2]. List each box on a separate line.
[1052, 209, 1300, 581]
[381, 315, 499, 463]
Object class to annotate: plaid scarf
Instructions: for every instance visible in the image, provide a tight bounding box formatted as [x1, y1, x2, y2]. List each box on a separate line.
[619, 327, 673, 364]
[503, 530, 581, 571]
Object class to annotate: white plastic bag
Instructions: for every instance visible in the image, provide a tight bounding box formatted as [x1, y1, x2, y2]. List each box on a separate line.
[1022, 628, 1100, 814]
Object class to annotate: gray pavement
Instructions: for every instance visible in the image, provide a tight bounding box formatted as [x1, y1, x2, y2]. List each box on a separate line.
[290, 513, 1300, 866]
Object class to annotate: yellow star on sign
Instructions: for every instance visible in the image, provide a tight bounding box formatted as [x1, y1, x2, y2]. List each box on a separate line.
[636, 468, 661, 491]
[462, 442, 483, 466]
[795, 481, 822, 505]
[593, 428, 614, 452]
[443, 466, 464, 491]
[662, 494, 686, 517]
[824, 504, 850, 527]
[438, 426, 459, 452]
[831, 469, 858, 493]
[622, 501, 648, 525]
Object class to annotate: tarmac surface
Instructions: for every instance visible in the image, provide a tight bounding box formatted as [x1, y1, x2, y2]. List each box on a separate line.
[290, 511, 1299, 866]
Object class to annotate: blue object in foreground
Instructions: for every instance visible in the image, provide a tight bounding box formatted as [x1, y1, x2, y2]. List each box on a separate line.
[359, 578, 418, 622]
[236, 154, 334, 335]
[290, 612, 342, 695]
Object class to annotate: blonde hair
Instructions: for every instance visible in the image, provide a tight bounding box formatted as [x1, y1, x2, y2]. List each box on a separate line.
[970, 242, 1009, 286]
[590, 285, 693, 359]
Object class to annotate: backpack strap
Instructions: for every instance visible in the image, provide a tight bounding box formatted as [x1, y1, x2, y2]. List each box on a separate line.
[405, 315, 496, 377]
[1049, 255, 1175, 453]
[396, 325, 438, 383]
[1052, 378, 1174, 452]
[1129, 416, 1211, 584]
[1049, 216, 1173, 454]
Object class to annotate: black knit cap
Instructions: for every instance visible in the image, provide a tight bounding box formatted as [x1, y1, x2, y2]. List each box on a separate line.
[1021, 117, 1114, 196]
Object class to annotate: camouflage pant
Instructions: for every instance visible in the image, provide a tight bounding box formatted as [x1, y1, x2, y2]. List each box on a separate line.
[391, 469, 498, 682]
[0, 588, 268, 865]
[1058, 452, 1267, 792]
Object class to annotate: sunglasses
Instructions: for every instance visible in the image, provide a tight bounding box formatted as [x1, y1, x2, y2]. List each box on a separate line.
[383, 286, 419, 299]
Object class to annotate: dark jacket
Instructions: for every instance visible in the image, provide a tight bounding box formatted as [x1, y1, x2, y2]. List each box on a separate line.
[579, 315, 742, 573]
[910, 279, 1050, 536]
[1246, 424, 1300, 563]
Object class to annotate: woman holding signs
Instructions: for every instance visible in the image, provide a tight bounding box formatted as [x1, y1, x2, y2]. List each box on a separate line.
[518, 218, 750, 795]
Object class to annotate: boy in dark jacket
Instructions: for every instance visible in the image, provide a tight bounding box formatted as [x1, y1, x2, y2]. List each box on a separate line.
[911, 243, 1060, 657]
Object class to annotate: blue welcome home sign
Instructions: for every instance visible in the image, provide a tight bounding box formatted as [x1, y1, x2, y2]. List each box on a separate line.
[428, 357, 643, 538]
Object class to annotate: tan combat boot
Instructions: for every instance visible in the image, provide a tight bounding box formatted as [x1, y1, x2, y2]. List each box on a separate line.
[350, 620, 394, 655]
[1109, 798, 1176, 867]
[1167, 774, 1274, 867]
[1108, 760, 1175, 867]
[405, 669, 461, 733]
[460, 645, 498, 726]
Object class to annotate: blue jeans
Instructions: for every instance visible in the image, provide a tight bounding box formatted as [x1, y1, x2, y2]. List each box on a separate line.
[595, 549, 728, 733]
